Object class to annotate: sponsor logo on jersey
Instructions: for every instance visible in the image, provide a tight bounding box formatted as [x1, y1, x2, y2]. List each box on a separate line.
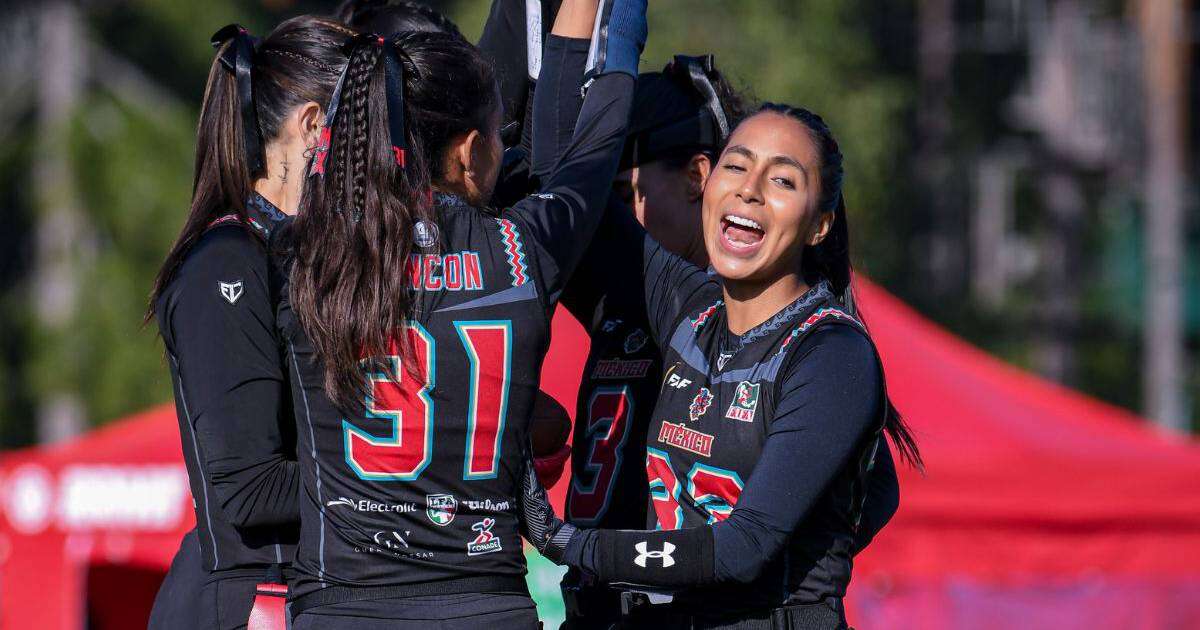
[623, 329, 649, 354]
[218, 280, 244, 305]
[666, 373, 692, 389]
[689, 387, 713, 421]
[593, 359, 652, 379]
[326, 496, 417, 514]
[462, 498, 511, 512]
[634, 541, 675, 568]
[466, 517, 503, 556]
[374, 530, 410, 550]
[725, 381, 761, 422]
[426, 493, 457, 526]
[407, 252, 485, 291]
[413, 220, 440, 248]
[657, 421, 714, 457]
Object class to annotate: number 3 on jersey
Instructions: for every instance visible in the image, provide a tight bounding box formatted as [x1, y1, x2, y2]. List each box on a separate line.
[343, 320, 512, 481]
[567, 386, 633, 523]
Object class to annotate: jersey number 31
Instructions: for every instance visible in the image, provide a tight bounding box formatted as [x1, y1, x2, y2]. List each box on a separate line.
[344, 320, 510, 482]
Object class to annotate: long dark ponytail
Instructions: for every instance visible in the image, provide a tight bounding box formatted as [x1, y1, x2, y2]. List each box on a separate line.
[290, 31, 497, 410]
[146, 16, 354, 322]
[758, 102, 922, 468]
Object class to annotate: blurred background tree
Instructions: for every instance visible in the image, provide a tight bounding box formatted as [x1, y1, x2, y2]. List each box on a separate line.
[0, 0, 1194, 447]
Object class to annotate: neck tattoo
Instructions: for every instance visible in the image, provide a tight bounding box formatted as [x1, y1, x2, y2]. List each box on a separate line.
[280, 156, 290, 183]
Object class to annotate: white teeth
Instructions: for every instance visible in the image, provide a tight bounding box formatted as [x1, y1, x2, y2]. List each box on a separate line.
[723, 214, 762, 231]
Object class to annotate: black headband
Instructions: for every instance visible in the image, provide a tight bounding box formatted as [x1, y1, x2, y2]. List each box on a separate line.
[620, 54, 730, 170]
[211, 24, 264, 174]
[313, 33, 409, 176]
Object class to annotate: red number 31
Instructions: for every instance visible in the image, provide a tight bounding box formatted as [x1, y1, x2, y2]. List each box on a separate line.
[344, 320, 511, 482]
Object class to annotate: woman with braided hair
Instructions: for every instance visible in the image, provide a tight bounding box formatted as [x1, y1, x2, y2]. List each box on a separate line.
[272, 0, 646, 626]
[535, 104, 922, 629]
[145, 15, 353, 630]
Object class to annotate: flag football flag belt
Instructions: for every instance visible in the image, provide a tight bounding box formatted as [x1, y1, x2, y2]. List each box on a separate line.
[288, 574, 530, 617]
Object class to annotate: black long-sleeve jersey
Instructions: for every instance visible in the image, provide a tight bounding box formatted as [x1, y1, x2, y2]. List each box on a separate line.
[275, 70, 635, 603]
[563, 214, 897, 616]
[156, 193, 300, 572]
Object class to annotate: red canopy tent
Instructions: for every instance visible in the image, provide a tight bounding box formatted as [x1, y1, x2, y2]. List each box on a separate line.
[1, 281, 1198, 629]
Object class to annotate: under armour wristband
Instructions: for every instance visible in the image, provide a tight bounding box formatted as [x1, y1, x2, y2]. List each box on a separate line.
[566, 525, 715, 588]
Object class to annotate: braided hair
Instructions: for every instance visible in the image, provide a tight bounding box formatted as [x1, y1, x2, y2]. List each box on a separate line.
[291, 30, 498, 409]
[755, 102, 921, 468]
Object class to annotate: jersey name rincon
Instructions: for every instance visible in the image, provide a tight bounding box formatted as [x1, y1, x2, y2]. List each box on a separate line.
[406, 251, 485, 291]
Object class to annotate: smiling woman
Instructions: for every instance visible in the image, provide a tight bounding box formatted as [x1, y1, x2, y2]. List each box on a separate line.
[525, 102, 921, 629]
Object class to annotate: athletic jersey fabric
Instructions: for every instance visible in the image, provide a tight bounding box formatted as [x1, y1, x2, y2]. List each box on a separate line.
[275, 70, 635, 602]
[156, 192, 299, 572]
[564, 212, 897, 616]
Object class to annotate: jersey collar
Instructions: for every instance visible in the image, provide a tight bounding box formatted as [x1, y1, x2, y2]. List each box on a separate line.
[245, 192, 287, 238]
[718, 280, 834, 356]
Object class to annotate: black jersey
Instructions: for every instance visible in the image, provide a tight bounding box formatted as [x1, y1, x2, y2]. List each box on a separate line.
[156, 193, 300, 572]
[562, 224, 896, 617]
[275, 71, 634, 602]
[560, 208, 660, 530]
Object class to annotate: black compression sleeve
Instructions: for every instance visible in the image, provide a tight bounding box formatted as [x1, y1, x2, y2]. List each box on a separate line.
[711, 326, 882, 583]
[167, 230, 300, 529]
[529, 35, 590, 179]
[508, 72, 635, 304]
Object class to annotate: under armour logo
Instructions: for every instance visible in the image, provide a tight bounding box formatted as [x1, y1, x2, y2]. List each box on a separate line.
[633, 541, 675, 568]
[218, 280, 243, 305]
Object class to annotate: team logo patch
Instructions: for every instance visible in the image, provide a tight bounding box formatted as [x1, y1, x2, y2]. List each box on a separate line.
[725, 381, 761, 422]
[466, 517, 503, 556]
[657, 421, 714, 457]
[624, 329, 649, 354]
[593, 359, 652, 379]
[689, 387, 713, 422]
[413, 220, 439, 248]
[426, 493, 457, 526]
[634, 541, 675, 568]
[218, 280, 243, 305]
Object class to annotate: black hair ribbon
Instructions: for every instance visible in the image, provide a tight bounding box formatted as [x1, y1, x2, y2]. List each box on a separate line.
[669, 54, 730, 145]
[381, 34, 408, 168]
[211, 24, 264, 174]
[312, 33, 407, 175]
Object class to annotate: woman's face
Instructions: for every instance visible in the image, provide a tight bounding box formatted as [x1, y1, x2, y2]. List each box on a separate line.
[701, 111, 826, 285]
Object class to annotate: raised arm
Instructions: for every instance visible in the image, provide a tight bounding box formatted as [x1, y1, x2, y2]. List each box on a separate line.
[561, 325, 884, 587]
[505, 0, 647, 305]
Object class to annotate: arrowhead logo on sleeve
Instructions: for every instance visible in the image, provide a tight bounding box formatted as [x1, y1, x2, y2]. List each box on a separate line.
[218, 280, 244, 305]
[725, 381, 761, 422]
